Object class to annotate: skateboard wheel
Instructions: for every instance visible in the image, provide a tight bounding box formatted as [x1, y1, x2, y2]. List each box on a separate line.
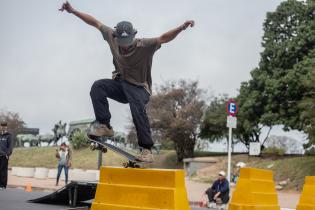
[102, 147, 107, 153]
[123, 162, 128, 168]
[90, 145, 96, 150]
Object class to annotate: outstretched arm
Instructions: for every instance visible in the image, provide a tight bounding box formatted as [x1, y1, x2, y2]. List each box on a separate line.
[157, 20, 195, 45]
[59, 1, 103, 29]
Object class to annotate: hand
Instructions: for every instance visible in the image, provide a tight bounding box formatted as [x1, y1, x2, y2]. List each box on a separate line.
[181, 20, 195, 30]
[5, 155, 8, 160]
[59, 1, 74, 13]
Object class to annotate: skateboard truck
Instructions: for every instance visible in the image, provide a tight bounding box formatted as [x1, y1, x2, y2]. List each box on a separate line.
[90, 142, 108, 153]
[123, 161, 141, 168]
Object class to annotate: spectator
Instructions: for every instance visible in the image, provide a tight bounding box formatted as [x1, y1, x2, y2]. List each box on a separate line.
[55, 143, 72, 186]
[0, 121, 13, 190]
[204, 171, 230, 207]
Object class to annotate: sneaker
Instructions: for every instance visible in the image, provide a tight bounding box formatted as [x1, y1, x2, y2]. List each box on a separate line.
[207, 202, 216, 208]
[216, 198, 223, 204]
[88, 123, 114, 137]
[136, 149, 154, 163]
[219, 204, 227, 210]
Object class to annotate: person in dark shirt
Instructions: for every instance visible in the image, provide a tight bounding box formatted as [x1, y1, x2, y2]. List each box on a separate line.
[0, 121, 13, 190]
[59, 1, 195, 162]
[205, 171, 230, 205]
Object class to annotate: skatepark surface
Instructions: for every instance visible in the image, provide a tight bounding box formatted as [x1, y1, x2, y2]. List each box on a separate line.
[0, 188, 209, 210]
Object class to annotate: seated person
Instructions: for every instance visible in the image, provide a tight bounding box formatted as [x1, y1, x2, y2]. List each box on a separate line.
[205, 171, 230, 205]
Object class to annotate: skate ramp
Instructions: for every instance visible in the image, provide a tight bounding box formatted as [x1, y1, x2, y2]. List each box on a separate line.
[28, 181, 97, 206]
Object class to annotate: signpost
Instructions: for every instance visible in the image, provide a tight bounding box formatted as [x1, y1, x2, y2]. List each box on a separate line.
[226, 99, 238, 184]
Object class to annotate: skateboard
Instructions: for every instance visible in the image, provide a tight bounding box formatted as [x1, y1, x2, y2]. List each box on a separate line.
[87, 135, 142, 168]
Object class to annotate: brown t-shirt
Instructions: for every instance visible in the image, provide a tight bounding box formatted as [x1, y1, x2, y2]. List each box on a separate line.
[100, 24, 161, 94]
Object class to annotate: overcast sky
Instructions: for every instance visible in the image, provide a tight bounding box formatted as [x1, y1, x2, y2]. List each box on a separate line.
[0, 0, 286, 134]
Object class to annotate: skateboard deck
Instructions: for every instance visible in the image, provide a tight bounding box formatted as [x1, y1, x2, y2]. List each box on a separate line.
[87, 135, 143, 168]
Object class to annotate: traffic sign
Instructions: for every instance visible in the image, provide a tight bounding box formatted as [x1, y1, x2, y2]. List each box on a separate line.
[227, 115, 237, 128]
[249, 142, 261, 156]
[226, 99, 238, 116]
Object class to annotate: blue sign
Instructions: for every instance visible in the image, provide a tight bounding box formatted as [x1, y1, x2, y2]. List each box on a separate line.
[226, 99, 238, 116]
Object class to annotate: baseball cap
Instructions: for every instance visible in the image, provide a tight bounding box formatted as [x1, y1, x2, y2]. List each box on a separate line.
[113, 21, 137, 46]
[0, 121, 7, 126]
[219, 171, 226, 177]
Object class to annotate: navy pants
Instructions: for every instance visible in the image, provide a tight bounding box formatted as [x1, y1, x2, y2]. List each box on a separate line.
[205, 188, 230, 204]
[0, 156, 8, 188]
[90, 79, 153, 149]
[56, 164, 69, 185]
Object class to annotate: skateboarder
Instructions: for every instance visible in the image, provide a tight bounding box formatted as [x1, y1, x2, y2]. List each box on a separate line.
[60, 1, 195, 162]
[0, 121, 13, 190]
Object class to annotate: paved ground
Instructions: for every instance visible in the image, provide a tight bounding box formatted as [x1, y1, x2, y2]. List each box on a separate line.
[185, 179, 300, 209]
[0, 188, 68, 210]
[0, 188, 209, 210]
[0, 188, 294, 210]
[7, 170, 300, 209]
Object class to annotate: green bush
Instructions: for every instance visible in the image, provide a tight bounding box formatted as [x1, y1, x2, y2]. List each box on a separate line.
[70, 131, 89, 150]
[305, 147, 315, 156]
[161, 140, 175, 150]
[262, 146, 285, 156]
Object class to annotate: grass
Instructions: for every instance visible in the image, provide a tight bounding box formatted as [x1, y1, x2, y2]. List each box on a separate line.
[248, 156, 315, 190]
[185, 152, 315, 190]
[8, 147, 180, 170]
[10, 147, 314, 190]
[9, 147, 126, 170]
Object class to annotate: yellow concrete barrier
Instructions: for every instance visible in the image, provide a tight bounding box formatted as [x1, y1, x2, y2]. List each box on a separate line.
[228, 168, 280, 210]
[91, 167, 190, 210]
[296, 176, 315, 210]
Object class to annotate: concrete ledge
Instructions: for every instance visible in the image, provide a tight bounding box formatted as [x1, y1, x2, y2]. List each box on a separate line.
[16, 167, 35, 177]
[11, 167, 19, 176]
[34, 167, 49, 179]
[72, 171, 97, 182]
[48, 169, 57, 179]
[86, 170, 100, 181]
[183, 157, 217, 177]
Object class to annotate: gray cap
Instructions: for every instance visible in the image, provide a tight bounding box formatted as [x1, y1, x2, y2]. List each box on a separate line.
[113, 21, 137, 46]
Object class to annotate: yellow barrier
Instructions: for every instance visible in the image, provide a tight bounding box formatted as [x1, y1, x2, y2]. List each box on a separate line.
[91, 167, 190, 210]
[296, 176, 315, 210]
[228, 168, 280, 210]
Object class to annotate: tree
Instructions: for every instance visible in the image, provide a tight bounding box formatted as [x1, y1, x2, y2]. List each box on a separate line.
[199, 95, 228, 141]
[257, 0, 315, 129]
[236, 81, 272, 150]
[146, 80, 205, 162]
[0, 110, 25, 147]
[299, 65, 315, 148]
[236, 0, 315, 147]
[199, 95, 239, 151]
[70, 130, 88, 150]
[112, 132, 126, 146]
[126, 124, 138, 149]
